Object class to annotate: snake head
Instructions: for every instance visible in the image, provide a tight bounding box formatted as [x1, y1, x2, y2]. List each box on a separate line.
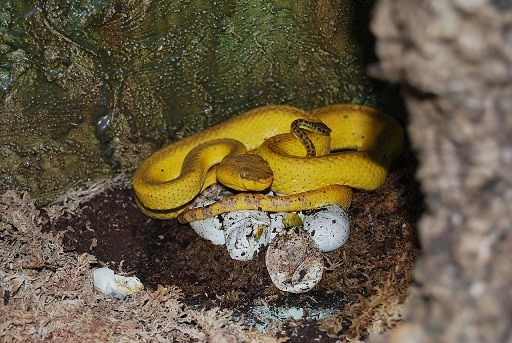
[216, 154, 273, 191]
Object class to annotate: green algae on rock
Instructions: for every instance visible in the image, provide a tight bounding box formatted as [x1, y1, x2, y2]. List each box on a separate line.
[0, 0, 375, 205]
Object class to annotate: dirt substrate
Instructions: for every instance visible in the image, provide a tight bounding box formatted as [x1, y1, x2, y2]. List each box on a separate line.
[1, 149, 421, 342]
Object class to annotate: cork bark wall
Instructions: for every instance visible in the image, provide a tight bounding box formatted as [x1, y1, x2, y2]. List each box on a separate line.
[371, 1, 512, 341]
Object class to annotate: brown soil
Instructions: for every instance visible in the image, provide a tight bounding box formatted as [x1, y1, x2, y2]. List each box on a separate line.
[39, 149, 421, 341]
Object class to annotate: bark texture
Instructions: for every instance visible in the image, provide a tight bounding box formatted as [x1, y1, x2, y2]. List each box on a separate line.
[372, 0, 512, 342]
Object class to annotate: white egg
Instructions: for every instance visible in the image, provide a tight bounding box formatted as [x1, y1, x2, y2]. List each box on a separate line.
[302, 205, 350, 252]
[189, 214, 225, 245]
[187, 185, 233, 245]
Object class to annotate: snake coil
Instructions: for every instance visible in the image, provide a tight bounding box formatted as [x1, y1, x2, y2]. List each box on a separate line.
[132, 104, 404, 221]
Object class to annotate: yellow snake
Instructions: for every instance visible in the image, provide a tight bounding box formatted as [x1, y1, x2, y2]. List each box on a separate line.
[132, 104, 404, 221]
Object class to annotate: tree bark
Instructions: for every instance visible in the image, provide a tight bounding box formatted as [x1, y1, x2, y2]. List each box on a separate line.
[372, 0, 512, 341]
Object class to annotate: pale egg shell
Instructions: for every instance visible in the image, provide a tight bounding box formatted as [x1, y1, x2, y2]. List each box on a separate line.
[189, 215, 225, 245]
[223, 210, 272, 261]
[268, 212, 288, 240]
[265, 227, 324, 293]
[187, 185, 231, 245]
[302, 205, 350, 252]
[92, 267, 143, 299]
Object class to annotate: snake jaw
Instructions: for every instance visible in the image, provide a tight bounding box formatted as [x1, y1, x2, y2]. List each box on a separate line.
[240, 172, 273, 191]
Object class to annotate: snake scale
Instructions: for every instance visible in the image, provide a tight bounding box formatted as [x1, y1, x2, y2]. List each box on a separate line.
[132, 104, 404, 221]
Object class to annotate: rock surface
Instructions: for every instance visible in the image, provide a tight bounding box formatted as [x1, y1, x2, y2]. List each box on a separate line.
[0, 0, 376, 204]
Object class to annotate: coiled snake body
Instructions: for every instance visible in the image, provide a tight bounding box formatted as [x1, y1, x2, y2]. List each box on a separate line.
[132, 104, 404, 221]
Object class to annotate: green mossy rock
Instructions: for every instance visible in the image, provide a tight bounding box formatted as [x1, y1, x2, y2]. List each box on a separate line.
[0, 0, 375, 205]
